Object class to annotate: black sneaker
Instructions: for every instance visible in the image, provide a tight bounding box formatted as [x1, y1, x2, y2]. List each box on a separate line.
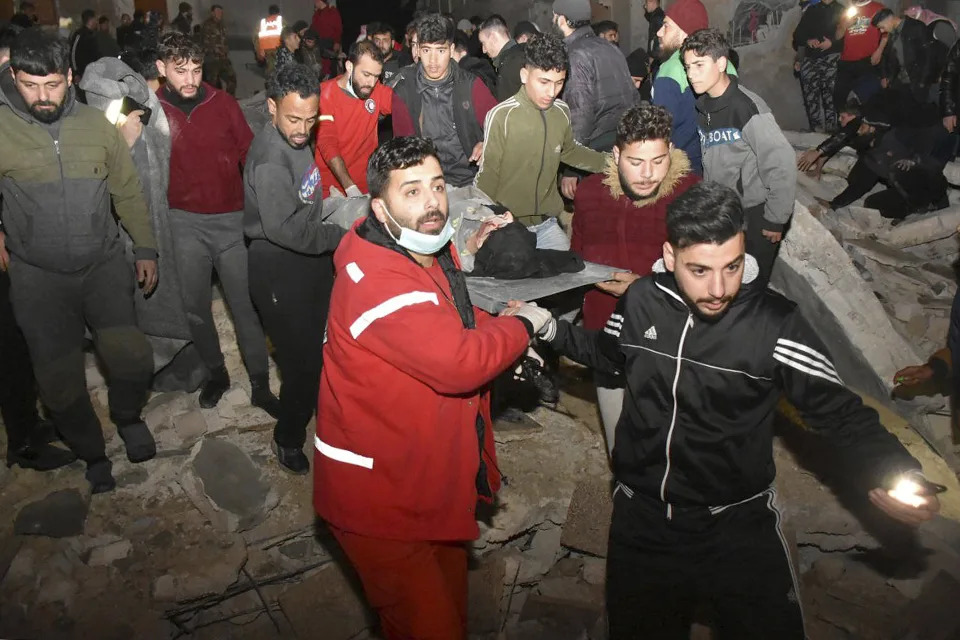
[7, 443, 76, 471]
[274, 442, 309, 475]
[117, 420, 157, 463]
[519, 356, 560, 407]
[85, 458, 116, 494]
[199, 366, 230, 408]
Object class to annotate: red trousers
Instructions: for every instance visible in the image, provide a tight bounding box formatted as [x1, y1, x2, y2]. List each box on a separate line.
[330, 526, 468, 640]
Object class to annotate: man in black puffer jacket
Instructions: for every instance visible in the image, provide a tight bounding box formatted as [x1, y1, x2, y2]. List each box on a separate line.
[874, 9, 941, 105]
[510, 181, 940, 639]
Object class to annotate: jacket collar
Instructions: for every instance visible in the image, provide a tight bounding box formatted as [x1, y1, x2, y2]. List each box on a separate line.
[696, 76, 738, 112]
[649, 253, 762, 315]
[602, 148, 692, 208]
[416, 59, 461, 92]
[494, 39, 519, 67]
[564, 26, 594, 45]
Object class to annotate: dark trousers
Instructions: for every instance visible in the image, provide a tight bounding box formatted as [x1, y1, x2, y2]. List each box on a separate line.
[203, 57, 237, 96]
[834, 58, 877, 110]
[834, 157, 949, 218]
[744, 204, 780, 288]
[248, 240, 332, 448]
[799, 54, 839, 131]
[606, 487, 804, 640]
[169, 210, 269, 379]
[0, 269, 41, 449]
[6, 249, 153, 463]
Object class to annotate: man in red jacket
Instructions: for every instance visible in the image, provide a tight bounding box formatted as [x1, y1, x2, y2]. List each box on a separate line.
[315, 40, 392, 198]
[315, 136, 551, 639]
[310, 0, 342, 78]
[155, 33, 280, 418]
[572, 103, 699, 454]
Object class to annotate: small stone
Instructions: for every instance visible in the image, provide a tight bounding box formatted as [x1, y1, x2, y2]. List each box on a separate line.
[223, 388, 249, 409]
[153, 575, 177, 601]
[87, 539, 132, 567]
[279, 539, 312, 561]
[173, 410, 207, 442]
[581, 558, 605, 586]
[14, 489, 88, 538]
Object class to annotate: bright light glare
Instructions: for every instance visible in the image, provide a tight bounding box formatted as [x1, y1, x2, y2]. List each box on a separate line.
[889, 477, 926, 508]
[846, 7, 857, 18]
[105, 99, 124, 125]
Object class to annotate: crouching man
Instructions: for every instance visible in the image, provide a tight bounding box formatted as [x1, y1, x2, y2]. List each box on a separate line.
[314, 136, 551, 639]
[508, 181, 940, 639]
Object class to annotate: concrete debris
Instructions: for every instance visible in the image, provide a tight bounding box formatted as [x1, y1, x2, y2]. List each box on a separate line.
[468, 554, 507, 634]
[277, 562, 375, 640]
[14, 489, 88, 538]
[173, 410, 208, 445]
[86, 539, 132, 567]
[560, 478, 613, 558]
[178, 437, 278, 533]
[517, 525, 563, 584]
[581, 558, 605, 586]
[151, 535, 247, 602]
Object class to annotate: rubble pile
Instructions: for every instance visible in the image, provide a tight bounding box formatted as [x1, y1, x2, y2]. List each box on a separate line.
[6, 144, 960, 638]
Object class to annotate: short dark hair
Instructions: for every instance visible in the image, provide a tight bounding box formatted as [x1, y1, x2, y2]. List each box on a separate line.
[158, 31, 203, 64]
[470, 15, 483, 27]
[98, 15, 109, 24]
[268, 5, 281, 15]
[121, 47, 160, 80]
[266, 62, 319, 101]
[453, 31, 469, 54]
[680, 28, 730, 63]
[556, 12, 590, 31]
[210, 4, 222, 11]
[368, 21, 394, 39]
[617, 103, 673, 148]
[178, 2, 191, 12]
[11, 29, 69, 76]
[478, 15, 509, 37]
[513, 21, 540, 40]
[666, 182, 744, 249]
[524, 33, 568, 73]
[871, 8, 894, 27]
[416, 13, 455, 46]
[349, 39, 384, 65]
[593, 20, 618, 36]
[81, 9, 96, 23]
[0, 25, 19, 54]
[367, 136, 440, 199]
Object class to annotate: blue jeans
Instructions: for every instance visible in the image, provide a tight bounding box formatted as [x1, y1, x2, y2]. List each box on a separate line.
[530, 217, 570, 251]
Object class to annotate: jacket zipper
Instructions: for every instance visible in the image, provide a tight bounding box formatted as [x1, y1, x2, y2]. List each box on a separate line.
[660, 312, 694, 520]
[534, 109, 547, 220]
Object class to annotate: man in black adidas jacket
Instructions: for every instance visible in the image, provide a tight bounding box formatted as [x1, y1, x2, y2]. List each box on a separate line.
[505, 181, 939, 639]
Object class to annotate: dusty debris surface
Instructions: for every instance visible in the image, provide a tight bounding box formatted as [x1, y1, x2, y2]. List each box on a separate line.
[8, 151, 960, 638]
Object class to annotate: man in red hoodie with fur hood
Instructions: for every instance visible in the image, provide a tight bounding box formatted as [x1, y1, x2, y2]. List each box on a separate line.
[572, 103, 699, 455]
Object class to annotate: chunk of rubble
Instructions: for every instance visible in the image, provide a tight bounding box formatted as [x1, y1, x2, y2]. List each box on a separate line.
[177, 437, 278, 532]
[559, 477, 613, 558]
[14, 489, 88, 538]
[277, 562, 375, 640]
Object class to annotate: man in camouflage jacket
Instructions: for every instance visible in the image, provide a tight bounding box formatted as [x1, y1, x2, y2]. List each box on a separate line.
[201, 4, 236, 95]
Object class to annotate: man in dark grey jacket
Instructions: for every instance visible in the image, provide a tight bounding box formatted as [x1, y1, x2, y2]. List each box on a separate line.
[244, 64, 345, 474]
[552, 0, 638, 198]
[478, 15, 526, 102]
[0, 31, 158, 493]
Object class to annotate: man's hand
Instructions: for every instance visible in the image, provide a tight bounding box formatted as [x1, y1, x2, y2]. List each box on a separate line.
[466, 214, 513, 254]
[596, 271, 640, 297]
[869, 487, 940, 526]
[894, 158, 917, 171]
[345, 185, 363, 198]
[794, 60, 801, 73]
[944, 115, 957, 133]
[0, 231, 9, 272]
[870, 47, 884, 66]
[469, 142, 484, 163]
[894, 364, 935, 387]
[560, 176, 579, 200]
[119, 110, 144, 149]
[136, 259, 158, 295]
[500, 300, 555, 337]
[819, 37, 832, 50]
[806, 38, 821, 48]
[880, 77, 889, 89]
[797, 149, 823, 172]
[761, 229, 783, 243]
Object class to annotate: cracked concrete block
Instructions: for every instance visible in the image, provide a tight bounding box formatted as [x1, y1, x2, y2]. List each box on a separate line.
[14, 489, 88, 538]
[560, 478, 613, 558]
[173, 409, 208, 445]
[519, 525, 563, 584]
[178, 437, 277, 532]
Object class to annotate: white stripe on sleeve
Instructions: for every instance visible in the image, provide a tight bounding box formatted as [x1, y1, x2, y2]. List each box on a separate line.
[349, 291, 439, 339]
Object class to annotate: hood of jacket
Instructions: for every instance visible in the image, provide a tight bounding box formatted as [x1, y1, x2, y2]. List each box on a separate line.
[0, 61, 77, 126]
[78, 57, 168, 135]
[602, 147, 692, 208]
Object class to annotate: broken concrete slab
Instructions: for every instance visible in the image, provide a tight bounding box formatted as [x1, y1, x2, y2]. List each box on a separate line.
[178, 437, 278, 533]
[173, 410, 207, 445]
[14, 489, 88, 538]
[87, 539, 132, 567]
[518, 525, 563, 584]
[560, 477, 613, 558]
[876, 206, 960, 250]
[773, 202, 923, 400]
[151, 534, 247, 602]
[278, 562, 375, 640]
[581, 557, 605, 586]
[468, 554, 506, 634]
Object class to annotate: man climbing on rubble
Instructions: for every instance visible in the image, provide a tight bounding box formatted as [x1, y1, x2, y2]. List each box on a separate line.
[314, 136, 549, 640]
[506, 180, 940, 639]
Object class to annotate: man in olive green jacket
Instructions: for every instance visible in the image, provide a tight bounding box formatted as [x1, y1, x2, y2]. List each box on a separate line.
[475, 33, 606, 249]
[0, 31, 157, 494]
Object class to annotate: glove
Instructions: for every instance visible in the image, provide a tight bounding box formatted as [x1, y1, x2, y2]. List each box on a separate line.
[345, 185, 363, 198]
[510, 303, 555, 338]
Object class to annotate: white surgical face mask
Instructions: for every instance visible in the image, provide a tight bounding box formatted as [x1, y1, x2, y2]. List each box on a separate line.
[382, 205, 454, 255]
